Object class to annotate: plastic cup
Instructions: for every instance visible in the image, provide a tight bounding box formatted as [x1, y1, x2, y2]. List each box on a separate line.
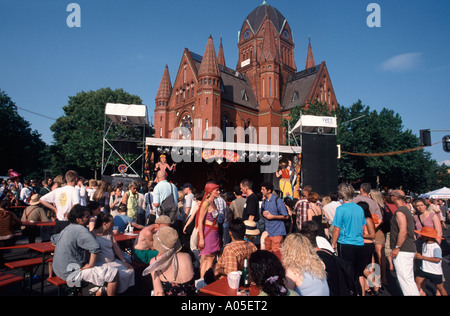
[227, 271, 241, 290]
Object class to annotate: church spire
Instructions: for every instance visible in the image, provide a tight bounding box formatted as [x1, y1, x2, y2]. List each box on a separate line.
[156, 65, 172, 100]
[217, 36, 226, 67]
[305, 37, 316, 69]
[198, 35, 221, 78]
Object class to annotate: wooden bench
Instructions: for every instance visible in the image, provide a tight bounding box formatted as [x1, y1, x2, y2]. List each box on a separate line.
[0, 273, 25, 289]
[4, 257, 42, 270]
[4, 257, 43, 292]
[47, 276, 67, 296]
[0, 244, 30, 251]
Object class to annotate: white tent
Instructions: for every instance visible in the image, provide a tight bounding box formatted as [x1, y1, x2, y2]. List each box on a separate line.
[420, 187, 450, 199]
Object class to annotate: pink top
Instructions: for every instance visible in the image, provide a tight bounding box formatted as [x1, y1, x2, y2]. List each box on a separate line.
[414, 212, 437, 231]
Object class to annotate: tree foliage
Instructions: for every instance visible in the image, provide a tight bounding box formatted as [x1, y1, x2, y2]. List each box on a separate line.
[284, 99, 446, 193]
[0, 90, 48, 178]
[50, 88, 143, 177]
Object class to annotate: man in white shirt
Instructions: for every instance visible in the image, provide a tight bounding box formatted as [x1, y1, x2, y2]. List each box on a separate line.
[40, 170, 81, 225]
[19, 180, 35, 205]
[181, 183, 195, 222]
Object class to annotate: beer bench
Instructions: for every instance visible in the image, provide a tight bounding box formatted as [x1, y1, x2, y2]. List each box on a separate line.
[4, 257, 42, 292]
[47, 276, 68, 296]
[0, 272, 25, 289]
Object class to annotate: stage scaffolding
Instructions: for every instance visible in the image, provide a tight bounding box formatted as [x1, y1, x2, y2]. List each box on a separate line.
[101, 103, 150, 179]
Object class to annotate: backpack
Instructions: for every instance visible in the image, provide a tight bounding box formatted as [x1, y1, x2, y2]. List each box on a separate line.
[320, 249, 359, 296]
[160, 183, 177, 225]
[380, 205, 393, 234]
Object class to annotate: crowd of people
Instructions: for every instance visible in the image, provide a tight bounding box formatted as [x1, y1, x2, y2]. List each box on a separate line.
[1, 170, 449, 297]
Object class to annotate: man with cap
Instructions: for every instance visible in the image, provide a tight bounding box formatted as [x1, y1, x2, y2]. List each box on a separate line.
[390, 189, 420, 296]
[132, 215, 171, 265]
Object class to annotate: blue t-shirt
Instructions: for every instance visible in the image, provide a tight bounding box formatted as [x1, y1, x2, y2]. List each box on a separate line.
[332, 202, 366, 246]
[261, 195, 288, 237]
[114, 214, 132, 233]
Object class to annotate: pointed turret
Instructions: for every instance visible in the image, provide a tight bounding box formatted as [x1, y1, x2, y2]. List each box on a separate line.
[198, 35, 221, 78]
[305, 37, 316, 70]
[260, 22, 278, 62]
[156, 65, 172, 100]
[217, 37, 226, 67]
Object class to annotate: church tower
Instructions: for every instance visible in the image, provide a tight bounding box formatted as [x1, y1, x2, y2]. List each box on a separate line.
[154, 65, 172, 138]
[197, 36, 222, 141]
[236, 1, 296, 143]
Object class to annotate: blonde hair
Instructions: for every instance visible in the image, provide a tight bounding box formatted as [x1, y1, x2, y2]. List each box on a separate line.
[369, 190, 385, 208]
[338, 183, 354, 202]
[281, 233, 327, 280]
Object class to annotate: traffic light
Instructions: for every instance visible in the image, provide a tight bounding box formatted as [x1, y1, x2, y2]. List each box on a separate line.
[443, 136, 450, 153]
[420, 129, 431, 147]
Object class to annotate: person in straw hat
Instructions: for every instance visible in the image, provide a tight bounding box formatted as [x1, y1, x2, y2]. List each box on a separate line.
[243, 219, 261, 245]
[143, 226, 196, 296]
[21, 194, 50, 243]
[414, 226, 447, 296]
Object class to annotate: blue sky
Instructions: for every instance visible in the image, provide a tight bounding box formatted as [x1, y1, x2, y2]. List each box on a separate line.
[1, 0, 449, 166]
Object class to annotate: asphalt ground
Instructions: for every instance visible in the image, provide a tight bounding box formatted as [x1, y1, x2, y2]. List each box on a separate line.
[1, 224, 450, 297]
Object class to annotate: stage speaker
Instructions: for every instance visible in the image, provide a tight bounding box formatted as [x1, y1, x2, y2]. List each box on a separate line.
[301, 133, 338, 196]
[113, 141, 140, 154]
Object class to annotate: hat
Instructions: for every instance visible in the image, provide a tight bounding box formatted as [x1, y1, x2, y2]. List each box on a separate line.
[414, 227, 444, 240]
[244, 220, 260, 236]
[153, 226, 182, 254]
[181, 183, 193, 190]
[29, 194, 41, 206]
[155, 215, 171, 225]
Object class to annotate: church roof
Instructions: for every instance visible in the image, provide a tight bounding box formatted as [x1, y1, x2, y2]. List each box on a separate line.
[190, 51, 258, 111]
[282, 65, 321, 111]
[241, 2, 287, 35]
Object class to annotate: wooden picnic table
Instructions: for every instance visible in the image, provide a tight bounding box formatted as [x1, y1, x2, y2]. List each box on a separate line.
[115, 231, 140, 243]
[21, 221, 56, 227]
[26, 242, 55, 294]
[199, 276, 261, 297]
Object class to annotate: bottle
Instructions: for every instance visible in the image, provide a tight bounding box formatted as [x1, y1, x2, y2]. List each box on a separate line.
[241, 257, 249, 288]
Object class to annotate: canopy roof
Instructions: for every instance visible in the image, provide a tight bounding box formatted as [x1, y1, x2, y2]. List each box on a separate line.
[420, 187, 450, 199]
[105, 103, 149, 125]
[290, 115, 337, 134]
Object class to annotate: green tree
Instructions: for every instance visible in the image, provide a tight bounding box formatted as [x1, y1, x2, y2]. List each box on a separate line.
[0, 90, 48, 178]
[284, 99, 442, 193]
[51, 88, 144, 178]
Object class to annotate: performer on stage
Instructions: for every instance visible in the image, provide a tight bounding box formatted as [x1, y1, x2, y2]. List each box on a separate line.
[276, 159, 293, 199]
[154, 155, 176, 176]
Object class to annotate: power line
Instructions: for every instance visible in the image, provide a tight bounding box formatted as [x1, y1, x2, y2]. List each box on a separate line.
[15, 105, 57, 121]
[342, 140, 443, 157]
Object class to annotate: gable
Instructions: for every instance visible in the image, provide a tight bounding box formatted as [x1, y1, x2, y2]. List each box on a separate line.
[282, 65, 320, 111]
[169, 50, 199, 106]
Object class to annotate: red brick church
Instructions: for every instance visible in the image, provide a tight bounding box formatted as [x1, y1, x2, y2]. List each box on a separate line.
[154, 1, 337, 145]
